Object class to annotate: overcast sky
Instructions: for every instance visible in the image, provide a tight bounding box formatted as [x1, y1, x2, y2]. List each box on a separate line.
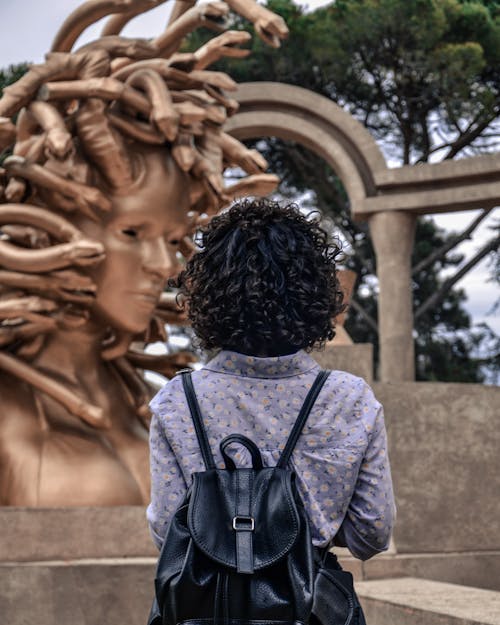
[1, 0, 498, 337]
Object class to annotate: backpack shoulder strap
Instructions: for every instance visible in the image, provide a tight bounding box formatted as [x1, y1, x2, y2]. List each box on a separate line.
[276, 370, 331, 469]
[181, 371, 216, 470]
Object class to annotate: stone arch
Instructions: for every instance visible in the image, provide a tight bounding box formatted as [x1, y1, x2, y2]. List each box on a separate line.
[225, 82, 500, 382]
[224, 82, 387, 210]
[226, 82, 500, 218]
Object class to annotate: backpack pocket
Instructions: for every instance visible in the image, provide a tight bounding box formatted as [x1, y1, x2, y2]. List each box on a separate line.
[312, 567, 355, 625]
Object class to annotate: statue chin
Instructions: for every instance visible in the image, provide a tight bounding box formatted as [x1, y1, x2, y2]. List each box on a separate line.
[92, 306, 152, 337]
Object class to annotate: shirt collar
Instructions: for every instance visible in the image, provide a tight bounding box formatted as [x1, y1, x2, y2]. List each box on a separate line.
[203, 349, 320, 379]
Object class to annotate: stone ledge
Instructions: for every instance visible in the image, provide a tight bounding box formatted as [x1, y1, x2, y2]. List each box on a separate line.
[0, 558, 156, 625]
[361, 550, 500, 592]
[313, 343, 373, 383]
[3, 560, 500, 625]
[1, 556, 157, 566]
[0, 507, 156, 561]
[357, 577, 500, 625]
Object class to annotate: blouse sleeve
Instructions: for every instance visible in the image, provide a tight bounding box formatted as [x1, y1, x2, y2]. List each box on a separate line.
[146, 390, 188, 550]
[334, 387, 396, 560]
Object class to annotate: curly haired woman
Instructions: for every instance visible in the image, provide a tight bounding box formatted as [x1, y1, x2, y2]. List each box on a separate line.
[147, 198, 396, 561]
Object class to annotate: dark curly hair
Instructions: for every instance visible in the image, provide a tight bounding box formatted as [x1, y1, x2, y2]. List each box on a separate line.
[173, 198, 345, 356]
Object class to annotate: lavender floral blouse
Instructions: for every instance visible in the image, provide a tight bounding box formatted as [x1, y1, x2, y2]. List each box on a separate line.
[147, 349, 395, 560]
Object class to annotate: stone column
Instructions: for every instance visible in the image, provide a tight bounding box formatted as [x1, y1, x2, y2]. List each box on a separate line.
[369, 211, 417, 382]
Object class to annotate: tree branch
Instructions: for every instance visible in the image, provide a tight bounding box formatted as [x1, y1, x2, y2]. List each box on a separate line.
[444, 109, 500, 160]
[349, 296, 378, 334]
[416, 140, 453, 162]
[412, 208, 493, 276]
[415, 235, 500, 320]
[418, 110, 431, 162]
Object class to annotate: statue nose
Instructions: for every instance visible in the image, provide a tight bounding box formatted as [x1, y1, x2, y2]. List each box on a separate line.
[143, 239, 180, 279]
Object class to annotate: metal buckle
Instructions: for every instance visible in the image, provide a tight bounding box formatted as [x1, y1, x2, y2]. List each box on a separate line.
[175, 368, 193, 375]
[232, 516, 255, 531]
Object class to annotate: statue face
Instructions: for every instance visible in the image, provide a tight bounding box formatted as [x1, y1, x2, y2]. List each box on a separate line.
[78, 148, 191, 334]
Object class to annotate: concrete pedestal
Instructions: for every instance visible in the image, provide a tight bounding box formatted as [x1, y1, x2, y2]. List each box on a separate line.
[313, 343, 373, 383]
[374, 381, 500, 557]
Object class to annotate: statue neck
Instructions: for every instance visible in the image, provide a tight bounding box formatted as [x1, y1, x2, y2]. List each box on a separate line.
[33, 321, 109, 385]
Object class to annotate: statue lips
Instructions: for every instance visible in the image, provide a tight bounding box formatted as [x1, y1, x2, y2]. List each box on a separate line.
[132, 288, 163, 307]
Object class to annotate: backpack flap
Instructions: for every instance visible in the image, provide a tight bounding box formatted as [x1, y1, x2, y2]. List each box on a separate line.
[188, 467, 300, 572]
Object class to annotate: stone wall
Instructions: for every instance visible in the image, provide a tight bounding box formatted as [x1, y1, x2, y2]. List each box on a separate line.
[374, 382, 500, 554]
[313, 343, 374, 383]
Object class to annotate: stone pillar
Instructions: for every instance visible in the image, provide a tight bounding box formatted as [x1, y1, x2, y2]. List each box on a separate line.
[369, 211, 416, 382]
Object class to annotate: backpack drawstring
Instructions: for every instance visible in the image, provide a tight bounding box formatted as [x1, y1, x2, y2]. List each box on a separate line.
[214, 572, 222, 625]
[213, 571, 229, 625]
[223, 572, 230, 625]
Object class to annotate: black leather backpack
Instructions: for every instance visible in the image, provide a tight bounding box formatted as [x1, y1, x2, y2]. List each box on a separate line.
[148, 369, 366, 625]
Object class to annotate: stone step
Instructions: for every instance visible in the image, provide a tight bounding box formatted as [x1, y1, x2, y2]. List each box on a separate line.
[3, 560, 500, 625]
[0, 557, 157, 625]
[0, 506, 157, 561]
[3, 507, 498, 594]
[357, 577, 500, 625]
[361, 550, 500, 592]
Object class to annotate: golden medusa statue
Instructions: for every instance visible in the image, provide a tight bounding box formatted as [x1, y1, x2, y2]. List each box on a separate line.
[0, 0, 286, 505]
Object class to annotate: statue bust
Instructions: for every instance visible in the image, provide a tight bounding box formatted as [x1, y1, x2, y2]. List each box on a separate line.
[0, 0, 284, 505]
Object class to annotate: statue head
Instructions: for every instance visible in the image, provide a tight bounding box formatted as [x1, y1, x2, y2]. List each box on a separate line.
[0, 0, 283, 426]
[74, 145, 191, 335]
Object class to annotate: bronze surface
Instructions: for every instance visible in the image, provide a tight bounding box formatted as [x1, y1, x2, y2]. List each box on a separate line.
[0, 0, 285, 505]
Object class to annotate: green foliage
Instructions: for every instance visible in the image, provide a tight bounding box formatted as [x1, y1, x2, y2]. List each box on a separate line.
[0, 63, 29, 98]
[0, 63, 29, 164]
[323, 0, 500, 162]
[416, 322, 500, 383]
[200, 0, 500, 164]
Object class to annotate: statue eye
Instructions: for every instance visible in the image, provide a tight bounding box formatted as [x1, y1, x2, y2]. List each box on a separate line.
[122, 228, 138, 238]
